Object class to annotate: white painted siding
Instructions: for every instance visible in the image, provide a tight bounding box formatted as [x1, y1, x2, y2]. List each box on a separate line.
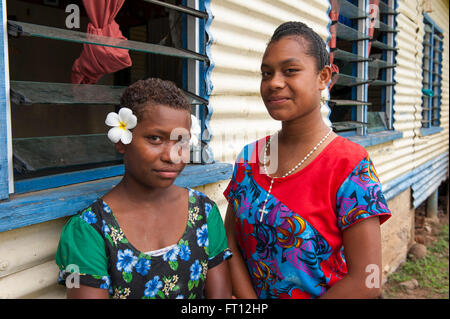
[208, 0, 331, 166]
[417, 0, 449, 164]
[0, 218, 68, 298]
[367, 0, 449, 190]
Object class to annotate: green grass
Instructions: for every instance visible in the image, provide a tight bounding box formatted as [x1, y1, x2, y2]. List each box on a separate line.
[387, 223, 449, 297]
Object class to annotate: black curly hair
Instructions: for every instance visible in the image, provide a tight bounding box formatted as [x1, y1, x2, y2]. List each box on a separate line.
[120, 78, 190, 120]
[268, 21, 329, 72]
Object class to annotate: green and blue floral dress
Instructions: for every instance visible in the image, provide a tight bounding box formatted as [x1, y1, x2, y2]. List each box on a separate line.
[56, 188, 232, 299]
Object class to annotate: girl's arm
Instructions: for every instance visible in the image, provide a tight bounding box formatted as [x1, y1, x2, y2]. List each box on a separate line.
[67, 285, 110, 299]
[205, 260, 232, 298]
[224, 204, 258, 299]
[319, 216, 382, 299]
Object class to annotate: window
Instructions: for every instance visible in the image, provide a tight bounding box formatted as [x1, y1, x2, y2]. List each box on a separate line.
[328, 0, 397, 137]
[3, 0, 211, 197]
[421, 14, 443, 133]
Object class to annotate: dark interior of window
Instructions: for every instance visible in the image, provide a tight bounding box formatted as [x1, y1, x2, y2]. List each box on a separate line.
[328, 0, 396, 135]
[7, 0, 193, 180]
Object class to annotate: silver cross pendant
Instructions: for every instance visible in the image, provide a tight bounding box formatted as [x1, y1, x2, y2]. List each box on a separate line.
[259, 208, 269, 222]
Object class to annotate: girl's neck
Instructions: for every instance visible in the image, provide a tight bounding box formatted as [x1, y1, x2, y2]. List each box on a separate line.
[113, 174, 177, 206]
[279, 109, 331, 146]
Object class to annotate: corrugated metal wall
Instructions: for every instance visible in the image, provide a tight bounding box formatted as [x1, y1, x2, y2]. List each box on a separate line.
[352, 0, 449, 202]
[410, 0, 449, 206]
[208, 0, 331, 165]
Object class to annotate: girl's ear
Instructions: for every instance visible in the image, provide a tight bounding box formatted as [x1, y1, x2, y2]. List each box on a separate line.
[318, 65, 332, 91]
[115, 142, 126, 154]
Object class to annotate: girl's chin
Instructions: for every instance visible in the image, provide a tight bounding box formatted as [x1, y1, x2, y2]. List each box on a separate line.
[266, 104, 321, 122]
[266, 109, 295, 121]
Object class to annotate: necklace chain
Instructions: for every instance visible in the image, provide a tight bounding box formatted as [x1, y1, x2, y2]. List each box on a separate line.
[259, 128, 333, 222]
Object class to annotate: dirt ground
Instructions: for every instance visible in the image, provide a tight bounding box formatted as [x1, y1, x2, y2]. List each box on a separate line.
[381, 185, 449, 299]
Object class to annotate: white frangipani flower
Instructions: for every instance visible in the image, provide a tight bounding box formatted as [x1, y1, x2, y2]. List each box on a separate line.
[105, 107, 137, 144]
[190, 114, 201, 146]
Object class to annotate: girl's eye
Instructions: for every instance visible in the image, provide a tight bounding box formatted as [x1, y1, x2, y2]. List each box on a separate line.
[285, 68, 299, 74]
[148, 136, 162, 143]
[261, 71, 271, 78]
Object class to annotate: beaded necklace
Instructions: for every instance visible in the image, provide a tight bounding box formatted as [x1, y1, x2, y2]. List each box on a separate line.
[259, 129, 333, 222]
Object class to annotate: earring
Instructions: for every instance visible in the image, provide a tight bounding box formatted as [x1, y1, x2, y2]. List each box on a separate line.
[320, 96, 327, 108]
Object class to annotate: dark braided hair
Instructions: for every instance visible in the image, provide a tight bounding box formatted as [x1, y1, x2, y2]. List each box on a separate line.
[269, 21, 329, 72]
[120, 78, 190, 120]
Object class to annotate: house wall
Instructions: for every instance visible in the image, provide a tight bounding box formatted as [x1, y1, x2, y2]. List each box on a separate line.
[376, 0, 449, 279]
[380, 188, 415, 283]
[410, 0, 449, 206]
[0, 0, 448, 298]
[0, 217, 67, 298]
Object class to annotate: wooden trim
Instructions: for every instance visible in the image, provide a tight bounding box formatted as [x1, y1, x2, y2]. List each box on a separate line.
[0, 0, 13, 200]
[0, 163, 233, 233]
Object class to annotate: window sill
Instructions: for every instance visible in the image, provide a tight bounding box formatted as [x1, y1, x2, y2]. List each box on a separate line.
[345, 130, 403, 147]
[0, 162, 233, 233]
[420, 126, 443, 137]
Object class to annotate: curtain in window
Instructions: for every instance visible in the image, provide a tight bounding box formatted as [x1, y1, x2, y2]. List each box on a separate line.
[368, 0, 380, 56]
[328, 0, 340, 89]
[71, 0, 132, 84]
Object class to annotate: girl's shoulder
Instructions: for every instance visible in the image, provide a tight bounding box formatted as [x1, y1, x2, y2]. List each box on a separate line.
[57, 199, 109, 264]
[323, 135, 369, 169]
[64, 198, 110, 236]
[231, 135, 368, 166]
[331, 135, 368, 157]
[233, 137, 268, 165]
[186, 187, 216, 208]
[186, 187, 221, 222]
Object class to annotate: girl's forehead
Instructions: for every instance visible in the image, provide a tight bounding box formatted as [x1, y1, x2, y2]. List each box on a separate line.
[265, 36, 309, 55]
[138, 105, 190, 131]
[140, 104, 189, 120]
[263, 36, 308, 60]
[262, 37, 311, 65]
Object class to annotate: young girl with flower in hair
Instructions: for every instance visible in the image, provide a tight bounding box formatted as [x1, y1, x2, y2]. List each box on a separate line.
[56, 78, 232, 299]
[223, 21, 391, 299]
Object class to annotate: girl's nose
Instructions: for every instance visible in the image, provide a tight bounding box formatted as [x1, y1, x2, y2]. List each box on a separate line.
[161, 140, 188, 164]
[268, 72, 286, 90]
[160, 142, 176, 163]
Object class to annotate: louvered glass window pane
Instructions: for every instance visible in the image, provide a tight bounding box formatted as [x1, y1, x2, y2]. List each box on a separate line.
[329, 0, 371, 134]
[333, 0, 367, 19]
[10, 81, 206, 106]
[377, 0, 398, 15]
[366, 0, 396, 131]
[421, 18, 443, 129]
[143, 0, 208, 19]
[9, 20, 207, 61]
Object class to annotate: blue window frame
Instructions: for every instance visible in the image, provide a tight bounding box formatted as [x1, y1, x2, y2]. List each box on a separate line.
[328, 0, 401, 144]
[0, 0, 232, 232]
[421, 14, 443, 136]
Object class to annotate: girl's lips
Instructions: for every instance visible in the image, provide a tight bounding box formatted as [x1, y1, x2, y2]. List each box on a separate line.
[153, 170, 180, 179]
[267, 97, 290, 105]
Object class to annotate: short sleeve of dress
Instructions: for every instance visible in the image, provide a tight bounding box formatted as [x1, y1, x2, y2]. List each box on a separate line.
[223, 145, 250, 206]
[336, 156, 392, 231]
[55, 215, 111, 290]
[223, 161, 239, 206]
[206, 203, 232, 268]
